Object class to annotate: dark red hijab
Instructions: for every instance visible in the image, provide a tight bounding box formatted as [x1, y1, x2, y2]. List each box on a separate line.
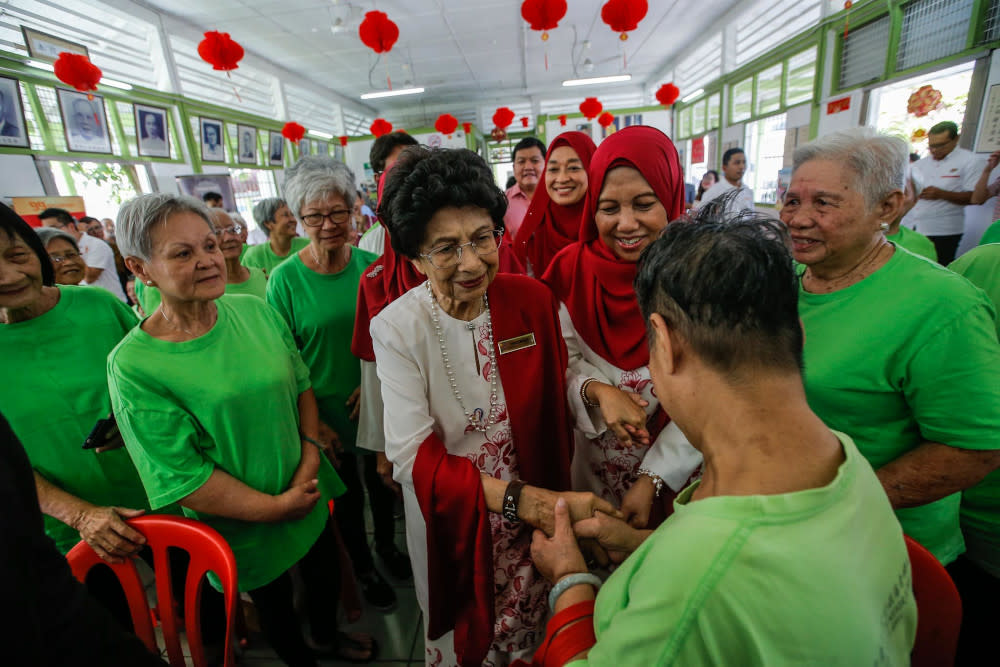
[541, 125, 685, 371]
[512, 131, 597, 275]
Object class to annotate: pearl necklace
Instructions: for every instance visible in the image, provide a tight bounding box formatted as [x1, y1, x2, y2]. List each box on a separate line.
[426, 281, 500, 434]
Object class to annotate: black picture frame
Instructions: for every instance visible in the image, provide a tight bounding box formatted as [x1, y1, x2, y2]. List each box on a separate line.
[0, 76, 30, 149]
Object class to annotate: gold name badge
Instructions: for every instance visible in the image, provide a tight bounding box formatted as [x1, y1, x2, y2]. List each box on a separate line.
[498, 333, 536, 355]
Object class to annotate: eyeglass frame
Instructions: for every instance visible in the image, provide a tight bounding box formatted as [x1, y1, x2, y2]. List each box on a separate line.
[48, 250, 83, 263]
[300, 209, 352, 227]
[418, 229, 504, 269]
[214, 223, 244, 236]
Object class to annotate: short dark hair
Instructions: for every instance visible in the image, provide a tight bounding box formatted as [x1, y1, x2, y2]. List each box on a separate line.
[369, 131, 419, 173]
[929, 121, 959, 139]
[722, 148, 745, 166]
[202, 192, 223, 204]
[78, 216, 99, 225]
[635, 207, 802, 378]
[512, 136, 546, 162]
[1, 203, 55, 286]
[38, 208, 76, 226]
[379, 146, 507, 259]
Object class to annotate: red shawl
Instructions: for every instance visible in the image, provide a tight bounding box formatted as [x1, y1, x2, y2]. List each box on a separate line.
[413, 273, 573, 666]
[541, 126, 685, 371]
[513, 132, 597, 276]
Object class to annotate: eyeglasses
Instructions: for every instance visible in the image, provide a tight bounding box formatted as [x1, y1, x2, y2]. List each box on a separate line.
[214, 223, 244, 236]
[300, 209, 351, 227]
[419, 229, 503, 269]
[49, 250, 81, 263]
[928, 138, 956, 150]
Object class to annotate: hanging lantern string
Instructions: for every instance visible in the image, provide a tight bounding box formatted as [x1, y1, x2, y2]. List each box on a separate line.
[225, 71, 243, 103]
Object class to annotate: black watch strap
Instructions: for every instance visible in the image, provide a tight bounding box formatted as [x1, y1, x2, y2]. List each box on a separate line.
[502, 479, 526, 523]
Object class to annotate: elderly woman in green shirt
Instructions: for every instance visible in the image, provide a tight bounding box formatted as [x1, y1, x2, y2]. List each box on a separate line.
[243, 197, 310, 275]
[111, 193, 375, 665]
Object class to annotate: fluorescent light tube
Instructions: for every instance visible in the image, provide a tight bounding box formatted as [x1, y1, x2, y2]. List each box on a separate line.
[562, 74, 632, 87]
[360, 87, 425, 99]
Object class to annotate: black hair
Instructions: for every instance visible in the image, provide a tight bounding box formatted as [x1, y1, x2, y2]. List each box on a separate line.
[634, 204, 802, 378]
[512, 136, 546, 162]
[909, 152, 920, 163]
[929, 121, 959, 139]
[379, 146, 507, 259]
[722, 148, 745, 166]
[78, 216, 99, 225]
[0, 203, 55, 286]
[696, 170, 719, 200]
[38, 208, 76, 226]
[505, 175, 517, 189]
[202, 192, 223, 204]
[369, 131, 419, 174]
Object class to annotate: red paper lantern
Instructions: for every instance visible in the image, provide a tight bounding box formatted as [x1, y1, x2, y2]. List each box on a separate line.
[521, 0, 568, 40]
[281, 122, 306, 143]
[598, 111, 615, 128]
[579, 97, 603, 120]
[520, 116, 530, 128]
[435, 114, 459, 135]
[53, 52, 102, 93]
[462, 122, 473, 134]
[559, 114, 568, 126]
[601, 0, 648, 40]
[493, 107, 515, 130]
[359, 11, 399, 54]
[339, 136, 349, 147]
[491, 127, 508, 142]
[370, 118, 393, 137]
[655, 83, 680, 107]
[197, 31, 245, 71]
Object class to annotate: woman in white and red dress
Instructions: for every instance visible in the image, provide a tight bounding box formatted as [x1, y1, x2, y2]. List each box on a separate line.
[542, 126, 702, 528]
[370, 146, 617, 667]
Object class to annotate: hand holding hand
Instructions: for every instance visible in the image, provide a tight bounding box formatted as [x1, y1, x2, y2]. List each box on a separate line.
[620, 474, 656, 528]
[531, 498, 588, 584]
[591, 384, 651, 448]
[531, 489, 624, 537]
[573, 510, 649, 564]
[75, 506, 147, 564]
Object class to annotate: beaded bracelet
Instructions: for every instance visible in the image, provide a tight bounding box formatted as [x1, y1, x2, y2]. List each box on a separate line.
[580, 378, 600, 409]
[636, 467, 665, 497]
[301, 435, 328, 451]
[548, 572, 602, 610]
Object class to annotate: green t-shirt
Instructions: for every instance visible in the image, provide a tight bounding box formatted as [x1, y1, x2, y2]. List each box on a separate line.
[108, 294, 346, 591]
[0, 285, 148, 553]
[888, 226, 937, 262]
[266, 247, 377, 450]
[242, 237, 310, 276]
[949, 242, 1000, 577]
[135, 268, 268, 313]
[979, 220, 1000, 246]
[570, 434, 916, 666]
[799, 247, 1000, 564]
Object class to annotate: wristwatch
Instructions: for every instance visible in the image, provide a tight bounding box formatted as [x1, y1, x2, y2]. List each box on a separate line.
[502, 479, 526, 523]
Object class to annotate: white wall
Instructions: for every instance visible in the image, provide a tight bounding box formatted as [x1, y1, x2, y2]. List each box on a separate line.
[341, 130, 471, 189]
[0, 154, 46, 197]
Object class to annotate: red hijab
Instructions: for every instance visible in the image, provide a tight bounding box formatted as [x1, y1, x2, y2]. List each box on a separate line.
[541, 125, 685, 371]
[513, 131, 597, 275]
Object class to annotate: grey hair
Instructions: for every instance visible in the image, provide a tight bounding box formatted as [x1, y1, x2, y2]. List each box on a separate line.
[791, 127, 907, 211]
[34, 227, 79, 252]
[283, 156, 356, 221]
[252, 197, 287, 237]
[116, 193, 215, 261]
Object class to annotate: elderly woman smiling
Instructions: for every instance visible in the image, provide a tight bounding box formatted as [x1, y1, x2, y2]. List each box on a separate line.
[108, 194, 375, 665]
[371, 147, 615, 666]
[781, 129, 1000, 568]
[35, 226, 87, 286]
[244, 197, 310, 275]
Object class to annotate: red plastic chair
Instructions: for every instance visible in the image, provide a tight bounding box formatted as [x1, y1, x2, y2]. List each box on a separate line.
[905, 535, 962, 667]
[67, 515, 239, 667]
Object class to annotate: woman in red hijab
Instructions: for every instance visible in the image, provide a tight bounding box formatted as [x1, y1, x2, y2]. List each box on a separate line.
[542, 125, 702, 528]
[513, 131, 597, 277]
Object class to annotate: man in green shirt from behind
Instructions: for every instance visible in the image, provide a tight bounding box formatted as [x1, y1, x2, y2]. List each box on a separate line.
[530, 213, 917, 666]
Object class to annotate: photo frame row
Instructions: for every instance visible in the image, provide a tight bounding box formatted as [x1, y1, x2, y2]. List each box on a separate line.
[199, 117, 284, 166]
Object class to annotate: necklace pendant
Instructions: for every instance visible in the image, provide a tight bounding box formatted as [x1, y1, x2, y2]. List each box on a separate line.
[466, 321, 476, 330]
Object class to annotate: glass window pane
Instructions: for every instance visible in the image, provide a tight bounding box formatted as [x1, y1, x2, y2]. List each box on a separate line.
[691, 99, 707, 135]
[785, 48, 817, 107]
[731, 77, 754, 123]
[707, 93, 721, 130]
[755, 63, 784, 116]
[678, 106, 692, 139]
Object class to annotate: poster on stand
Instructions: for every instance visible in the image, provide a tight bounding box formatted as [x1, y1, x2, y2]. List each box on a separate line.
[176, 174, 236, 211]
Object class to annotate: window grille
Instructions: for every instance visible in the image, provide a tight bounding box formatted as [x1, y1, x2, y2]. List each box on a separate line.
[839, 15, 889, 89]
[896, 0, 975, 71]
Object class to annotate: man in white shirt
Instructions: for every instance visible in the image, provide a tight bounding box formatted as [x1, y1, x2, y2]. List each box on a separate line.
[902, 121, 981, 264]
[696, 148, 754, 213]
[39, 208, 128, 303]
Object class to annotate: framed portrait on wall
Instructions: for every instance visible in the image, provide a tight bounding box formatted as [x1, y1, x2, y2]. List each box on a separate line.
[134, 103, 170, 158]
[200, 117, 225, 163]
[268, 131, 284, 165]
[299, 138, 311, 156]
[22, 26, 89, 63]
[316, 141, 329, 156]
[57, 88, 112, 154]
[237, 124, 257, 164]
[0, 76, 30, 148]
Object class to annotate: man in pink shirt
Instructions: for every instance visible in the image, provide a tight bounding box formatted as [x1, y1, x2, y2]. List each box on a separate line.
[505, 137, 546, 239]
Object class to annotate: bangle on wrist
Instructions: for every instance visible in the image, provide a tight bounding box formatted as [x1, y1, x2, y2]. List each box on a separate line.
[549, 572, 602, 610]
[580, 378, 600, 409]
[502, 479, 526, 522]
[637, 467, 665, 497]
[301, 435, 328, 451]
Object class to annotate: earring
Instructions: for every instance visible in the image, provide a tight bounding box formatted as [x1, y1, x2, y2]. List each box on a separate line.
[146, 280, 153, 285]
[879, 222, 890, 232]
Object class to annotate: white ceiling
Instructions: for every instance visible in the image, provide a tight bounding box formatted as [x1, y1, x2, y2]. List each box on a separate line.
[137, 0, 746, 128]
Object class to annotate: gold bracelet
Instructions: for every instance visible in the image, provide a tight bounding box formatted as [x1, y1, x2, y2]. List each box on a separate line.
[580, 378, 600, 409]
